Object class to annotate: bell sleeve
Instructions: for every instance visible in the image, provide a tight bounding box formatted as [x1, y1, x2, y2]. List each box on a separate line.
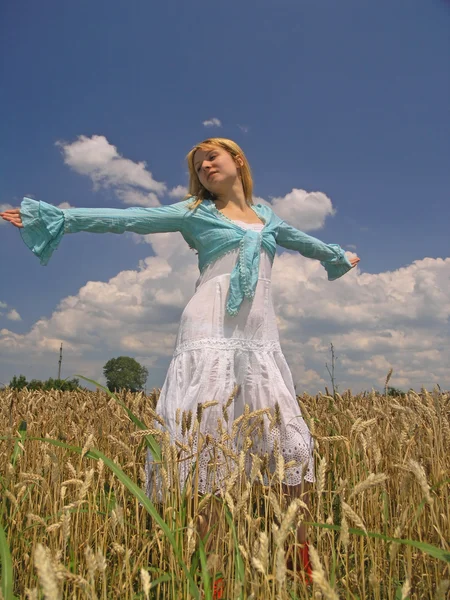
[275, 220, 353, 281]
[19, 197, 188, 265]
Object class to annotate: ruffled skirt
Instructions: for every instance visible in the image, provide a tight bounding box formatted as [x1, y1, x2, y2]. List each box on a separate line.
[145, 270, 315, 496]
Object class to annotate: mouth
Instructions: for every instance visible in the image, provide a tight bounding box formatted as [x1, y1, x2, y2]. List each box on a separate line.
[207, 171, 218, 180]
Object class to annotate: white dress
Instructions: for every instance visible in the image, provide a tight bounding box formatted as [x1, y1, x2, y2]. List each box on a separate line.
[145, 219, 314, 496]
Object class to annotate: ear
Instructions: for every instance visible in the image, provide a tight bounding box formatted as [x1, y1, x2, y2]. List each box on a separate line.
[236, 156, 244, 167]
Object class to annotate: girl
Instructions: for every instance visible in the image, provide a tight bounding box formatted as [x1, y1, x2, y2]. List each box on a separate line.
[1, 138, 360, 583]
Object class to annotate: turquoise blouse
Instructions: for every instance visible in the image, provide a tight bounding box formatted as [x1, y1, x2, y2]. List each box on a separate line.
[19, 196, 353, 316]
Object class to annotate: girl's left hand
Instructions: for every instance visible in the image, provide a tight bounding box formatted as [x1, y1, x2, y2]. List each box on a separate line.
[0, 208, 23, 228]
[348, 254, 360, 268]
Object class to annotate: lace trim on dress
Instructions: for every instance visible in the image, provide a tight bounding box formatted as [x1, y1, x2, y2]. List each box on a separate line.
[173, 337, 282, 357]
[145, 418, 315, 498]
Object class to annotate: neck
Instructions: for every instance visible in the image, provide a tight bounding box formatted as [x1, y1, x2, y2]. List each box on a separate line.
[213, 179, 249, 211]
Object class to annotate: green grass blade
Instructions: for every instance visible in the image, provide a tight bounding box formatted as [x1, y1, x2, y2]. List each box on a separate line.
[149, 573, 172, 588]
[0, 520, 14, 600]
[198, 538, 211, 599]
[303, 520, 450, 563]
[224, 507, 245, 598]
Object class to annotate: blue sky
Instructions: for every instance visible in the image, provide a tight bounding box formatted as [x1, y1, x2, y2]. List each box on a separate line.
[1, 0, 449, 392]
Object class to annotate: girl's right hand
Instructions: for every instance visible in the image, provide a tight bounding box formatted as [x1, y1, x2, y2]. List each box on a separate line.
[0, 208, 23, 228]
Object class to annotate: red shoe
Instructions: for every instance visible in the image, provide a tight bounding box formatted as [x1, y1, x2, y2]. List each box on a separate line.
[212, 574, 224, 599]
[287, 542, 313, 585]
[299, 542, 313, 584]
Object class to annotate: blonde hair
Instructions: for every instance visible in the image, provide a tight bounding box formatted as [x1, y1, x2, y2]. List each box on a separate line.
[184, 138, 254, 210]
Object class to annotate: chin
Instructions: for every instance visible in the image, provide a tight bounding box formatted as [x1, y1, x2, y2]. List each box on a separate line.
[205, 184, 220, 195]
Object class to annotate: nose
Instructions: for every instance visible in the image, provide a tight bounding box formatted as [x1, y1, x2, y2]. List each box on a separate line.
[202, 164, 214, 178]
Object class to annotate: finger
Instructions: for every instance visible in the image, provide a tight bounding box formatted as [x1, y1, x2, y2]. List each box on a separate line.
[2, 208, 21, 215]
[3, 216, 22, 227]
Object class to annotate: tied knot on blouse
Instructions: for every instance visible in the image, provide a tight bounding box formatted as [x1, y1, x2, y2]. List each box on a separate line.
[227, 227, 263, 316]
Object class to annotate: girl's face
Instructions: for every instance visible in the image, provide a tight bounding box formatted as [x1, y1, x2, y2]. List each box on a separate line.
[193, 146, 241, 195]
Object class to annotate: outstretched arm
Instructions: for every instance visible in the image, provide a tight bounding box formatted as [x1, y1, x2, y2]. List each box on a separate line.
[276, 220, 360, 280]
[1, 197, 189, 265]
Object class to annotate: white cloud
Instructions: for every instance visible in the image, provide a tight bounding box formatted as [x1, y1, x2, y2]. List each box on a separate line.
[259, 189, 336, 231]
[1, 226, 449, 394]
[116, 189, 160, 207]
[55, 135, 167, 205]
[168, 185, 188, 199]
[0, 302, 22, 322]
[237, 124, 249, 133]
[57, 202, 74, 209]
[202, 118, 222, 128]
[271, 254, 450, 392]
[2, 137, 448, 393]
[0, 232, 199, 386]
[6, 309, 21, 321]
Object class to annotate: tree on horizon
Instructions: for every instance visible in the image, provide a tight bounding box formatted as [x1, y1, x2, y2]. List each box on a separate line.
[103, 356, 148, 392]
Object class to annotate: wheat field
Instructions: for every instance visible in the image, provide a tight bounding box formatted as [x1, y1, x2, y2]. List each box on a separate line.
[0, 384, 449, 599]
